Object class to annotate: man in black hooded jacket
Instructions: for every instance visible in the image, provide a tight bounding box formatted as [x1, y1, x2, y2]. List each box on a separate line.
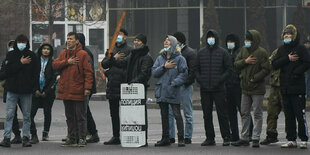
[272, 24, 309, 149]
[0, 34, 37, 148]
[196, 29, 232, 146]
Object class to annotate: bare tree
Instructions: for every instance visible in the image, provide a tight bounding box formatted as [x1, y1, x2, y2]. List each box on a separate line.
[294, 1, 307, 42]
[247, 0, 269, 51]
[200, 0, 221, 47]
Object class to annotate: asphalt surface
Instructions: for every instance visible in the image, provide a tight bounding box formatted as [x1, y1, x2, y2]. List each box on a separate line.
[0, 99, 310, 155]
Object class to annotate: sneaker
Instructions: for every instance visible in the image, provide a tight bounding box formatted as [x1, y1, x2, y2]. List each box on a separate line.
[61, 139, 77, 147]
[178, 137, 185, 147]
[62, 136, 69, 142]
[184, 138, 192, 144]
[78, 139, 87, 147]
[42, 131, 49, 141]
[22, 137, 32, 147]
[170, 138, 175, 143]
[103, 137, 120, 145]
[154, 138, 171, 147]
[281, 141, 297, 148]
[223, 138, 230, 146]
[300, 141, 307, 149]
[231, 139, 250, 146]
[0, 138, 11, 147]
[30, 134, 39, 144]
[201, 139, 216, 146]
[86, 133, 100, 143]
[252, 140, 260, 148]
[11, 135, 22, 144]
[260, 138, 278, 145]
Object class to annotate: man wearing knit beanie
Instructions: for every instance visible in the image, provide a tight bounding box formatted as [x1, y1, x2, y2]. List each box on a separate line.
[135, 34, 147, 45]
[167, 32, 196, 144]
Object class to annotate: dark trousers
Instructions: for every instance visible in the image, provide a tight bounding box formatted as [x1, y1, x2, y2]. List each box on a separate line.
[64, 100, 86, 139]
[108, 99, 120, 138]
[12, 103, 22, 136]
[86, 95, 98, 135]
[86, 104, 97, 135]
[201, 90, 230, 140]
[226, 86, 241, 141]
[159, 103, 184, 138]
[30, 97, 54, 135]
[282, 94, 308, 141]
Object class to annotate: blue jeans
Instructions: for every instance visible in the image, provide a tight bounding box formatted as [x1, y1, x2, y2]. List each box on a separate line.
[4, 92, 32, 139]
[169, 85, 193, 139]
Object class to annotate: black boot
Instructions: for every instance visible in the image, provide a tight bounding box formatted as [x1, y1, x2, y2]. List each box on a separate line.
[42, 131, 49, 141]
[22, 136, 32, 147]
[86, 133, 100, 143]
[178, 136, 185, 147]
[30, 134, 39, 144]
[103, 137, 120, 145]
[155, 137, 170, 147]
[11, 135, 22, 144]
[0, 138, 11, 147]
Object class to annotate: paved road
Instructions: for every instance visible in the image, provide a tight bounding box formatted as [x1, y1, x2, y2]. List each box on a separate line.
[0, 100, 310, 155]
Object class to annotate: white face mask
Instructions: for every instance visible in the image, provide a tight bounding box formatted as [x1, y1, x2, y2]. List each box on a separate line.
[116, 35, 123, 43]
[227, 43, 235, 50]
[8, 48, 14, 52]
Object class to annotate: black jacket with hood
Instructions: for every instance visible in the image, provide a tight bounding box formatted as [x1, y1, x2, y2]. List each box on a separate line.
[272, 24, 310, 95]
[101, 42, 133, 99]
[195, 29, 232, 92]
[5, 37, 38, 94]
[34, 43, 56, 99]
[225, 33, 241, 88]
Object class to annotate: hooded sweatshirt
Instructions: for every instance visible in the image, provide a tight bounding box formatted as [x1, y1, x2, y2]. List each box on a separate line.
[225, 33, 241, 88]
[152, 35, 188, 104]
[272, 24, 310, 94]
[235, 30, 271, 95]
[195, 29, 232, 92]
[34, 43, 56, 98]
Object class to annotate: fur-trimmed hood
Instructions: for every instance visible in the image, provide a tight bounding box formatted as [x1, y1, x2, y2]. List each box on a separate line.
[281, 24, 297, 41]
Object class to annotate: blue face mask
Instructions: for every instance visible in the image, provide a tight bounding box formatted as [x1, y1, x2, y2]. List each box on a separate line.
[284, 38, 292, 44]
[244, 41, 251, 48]
[207, 38, 215, 46]
[8, 48, 14, 52]
[116, 35, 123, 43]
[17, 43, 26, 51]
[227, 43, 235, 50]
[164, 46, 171, 51]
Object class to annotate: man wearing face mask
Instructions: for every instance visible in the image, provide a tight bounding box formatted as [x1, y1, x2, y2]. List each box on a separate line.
[0, 35, 38, 148]
[233, 30, 271, 148]
[101, 28, 132, 145]
[272, 24, 310, 149]
[195, 29, 232, 146]
[111, 34, 153, 146]
[0, 40, 24, 145]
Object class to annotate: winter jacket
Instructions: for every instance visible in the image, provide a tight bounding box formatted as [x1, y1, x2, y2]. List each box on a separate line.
[101, 42, 132, 99]
[269, 49, 281, 87]
[152, 35, 188, 104]
[34, 43, 57, 100]
[52, 43, 93, 101]
[5, 40, 38, 94]
[195, 29, 232, 92]
[181, 45, 197, 87]
[272, 24, 310, 95]
[225, 33, 241, 88]
[235, 30, 271, 95]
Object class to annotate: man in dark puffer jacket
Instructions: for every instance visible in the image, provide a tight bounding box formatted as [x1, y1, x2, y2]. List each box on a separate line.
[196, 29, 232, 147]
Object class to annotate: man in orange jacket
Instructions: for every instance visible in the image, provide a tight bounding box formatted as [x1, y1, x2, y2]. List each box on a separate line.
[53, 32, 93, 147]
